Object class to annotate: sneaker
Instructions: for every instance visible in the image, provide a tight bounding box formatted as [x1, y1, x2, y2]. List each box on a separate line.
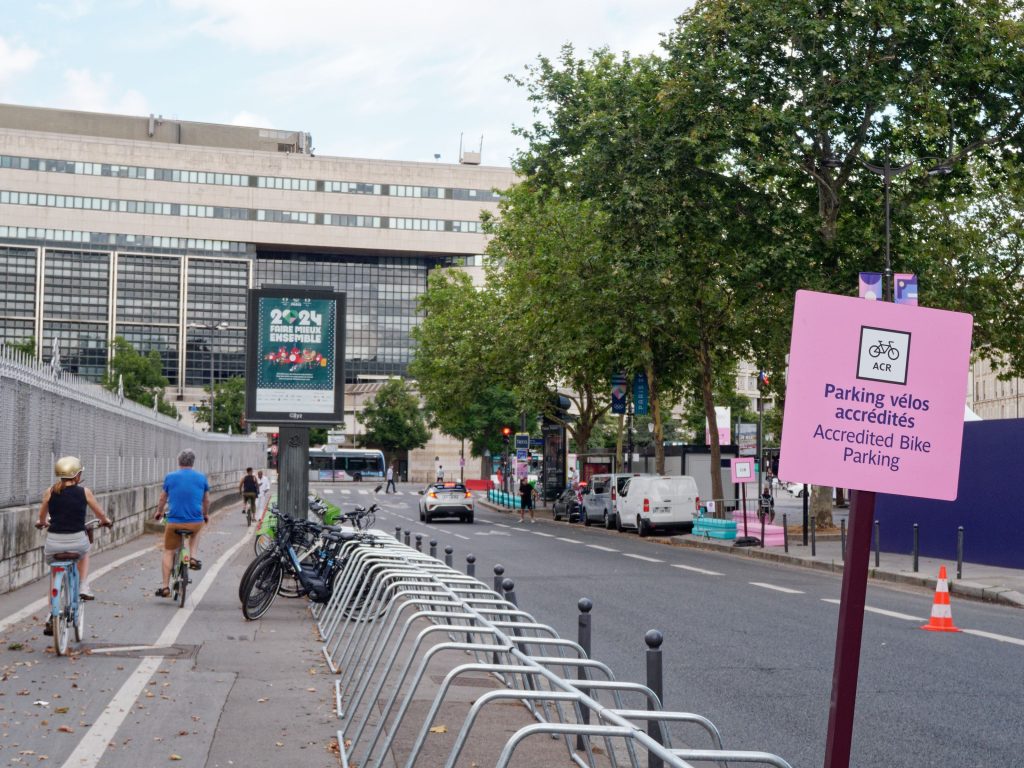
[80, 584, 95, 600]
[530, 519, 536, 524]
[517, 519, 524, 523]
[42, 617, 53, 636]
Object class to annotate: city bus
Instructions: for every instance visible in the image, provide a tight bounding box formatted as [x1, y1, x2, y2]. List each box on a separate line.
[307, 447, 386, 482]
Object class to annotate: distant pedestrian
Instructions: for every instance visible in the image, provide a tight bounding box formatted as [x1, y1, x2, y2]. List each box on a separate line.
[518, 476, 536, 523]
[758, 487, 775, 524]
[256, 470, 272, 523]
[436, 464, 444, 482]
[385, 463, 396, 494]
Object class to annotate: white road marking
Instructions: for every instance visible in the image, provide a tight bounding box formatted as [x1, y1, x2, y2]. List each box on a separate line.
[963, 629, 1024, 647]
[452, 533, 471, 541]
[556, 537, 583, 544]
[671, 564, 722, 576]
[59, 528, 251, 768]
[751, 582, 804, 594]
[587, 545, 619, 553]
[532, 531, 556, 538]
[623, 554, 663, 563]
[88, 644, 172, 654]
[322, 488, 334, 494]
[0, 545, 155, 635]
[821, 599, 919, 621]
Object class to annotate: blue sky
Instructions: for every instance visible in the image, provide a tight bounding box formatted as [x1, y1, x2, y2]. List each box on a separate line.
[0, 1, 690, 166]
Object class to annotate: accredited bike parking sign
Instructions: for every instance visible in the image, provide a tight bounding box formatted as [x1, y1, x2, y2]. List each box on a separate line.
[778, 290, 972, 501]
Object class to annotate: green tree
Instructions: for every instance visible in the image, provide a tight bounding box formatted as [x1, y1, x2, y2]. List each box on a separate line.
[193, 376, 246, 433]
[356, 378, 430, 458]
[103, 336, 178, 418]
[4, 337, 36, 358]
[409, 270, 520, 455]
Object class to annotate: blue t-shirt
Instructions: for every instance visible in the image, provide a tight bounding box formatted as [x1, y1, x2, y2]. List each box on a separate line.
[163, 468, 210, 523]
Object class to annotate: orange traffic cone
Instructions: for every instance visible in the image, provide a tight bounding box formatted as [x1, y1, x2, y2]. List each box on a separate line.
[920, 565, 961, 633]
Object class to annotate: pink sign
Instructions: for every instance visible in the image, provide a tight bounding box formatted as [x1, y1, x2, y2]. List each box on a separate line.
[778, 290, 972, 501]
[730, 457, 756, 485]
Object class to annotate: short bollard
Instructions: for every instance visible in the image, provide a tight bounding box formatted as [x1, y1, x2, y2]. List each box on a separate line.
[957, 526, 964, 580]
[645, 629, 665, 768]
[415, 534, 423, 552]
[760, 510, 766, 549]
[576, 598, 593, 750]
[444, 545, 453, 568]
[502, 578, 517, 607]
[840, 519, 846, 562]
[466, 554, 476, 578]
[811, 515, 817, 557]
[874, 520, 881, 568]
[394, 526, 401, 541]
[912, 523, 919, 573]
[404, 529, 410, 546]
[429, 539, 437, 558]
[783, 513, 789, 553]
[493, 564, 505, 595]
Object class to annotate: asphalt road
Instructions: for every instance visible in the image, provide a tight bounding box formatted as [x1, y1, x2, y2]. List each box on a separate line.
[2, 483, 1021, 768]
[362, 484, 1024, 768]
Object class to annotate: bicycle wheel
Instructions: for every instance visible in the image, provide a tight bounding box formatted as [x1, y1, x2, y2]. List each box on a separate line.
[278, 544, 315, 599]
[53, 575, 70, 656]
[253, 532, 274, 556]
[238, 552, 274, 604]
[246, 501, 253, 528]
[242, 558, 283, 620]
[177, 558, 189, 608]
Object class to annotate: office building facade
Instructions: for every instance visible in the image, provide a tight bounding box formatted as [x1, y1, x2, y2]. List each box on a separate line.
[0, 104, 514, 405]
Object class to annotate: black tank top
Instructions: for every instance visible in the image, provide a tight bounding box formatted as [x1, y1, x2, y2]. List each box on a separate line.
[48, 485, 87, 534]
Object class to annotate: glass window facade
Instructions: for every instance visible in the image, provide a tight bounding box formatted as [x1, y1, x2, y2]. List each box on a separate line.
[184, 259, 249, 386]
[42, 320, 108, 379]
[116, 254, 181, 384]
[0, 246, 36, 318]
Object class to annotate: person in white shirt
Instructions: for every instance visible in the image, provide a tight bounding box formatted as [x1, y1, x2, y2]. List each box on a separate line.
[385, 463, 396, 494]
[256, 470, 272, 524]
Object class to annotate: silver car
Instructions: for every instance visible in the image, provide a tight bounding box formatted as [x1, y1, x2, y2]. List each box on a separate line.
[418, 482, 474, 523]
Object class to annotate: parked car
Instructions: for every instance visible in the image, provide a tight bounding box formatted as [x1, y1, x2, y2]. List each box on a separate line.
[552, 487, 582, 522]
[617, 475, 700, 537]
[581, 473, 651, 530]
[418, 482, 474, 523]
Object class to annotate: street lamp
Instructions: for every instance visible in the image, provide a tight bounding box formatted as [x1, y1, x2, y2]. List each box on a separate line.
[188, 322, 229, 432]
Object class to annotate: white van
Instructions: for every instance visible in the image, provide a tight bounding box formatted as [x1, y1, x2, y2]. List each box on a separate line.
[581, 473, 651, 530]
[617, 475, 700, 537]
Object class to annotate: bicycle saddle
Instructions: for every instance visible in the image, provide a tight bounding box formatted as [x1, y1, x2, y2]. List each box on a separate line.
[51, 551, 82, 561]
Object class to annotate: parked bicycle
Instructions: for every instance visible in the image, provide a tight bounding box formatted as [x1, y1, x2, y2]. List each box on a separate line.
[239, 501, 380, 620]
[36, 517, 112, 655]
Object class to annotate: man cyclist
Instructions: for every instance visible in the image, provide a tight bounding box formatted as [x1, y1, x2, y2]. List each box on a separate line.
[239, 467, 259, 522]
[154, 449, 209, 598]
[37, 456, 112, 633]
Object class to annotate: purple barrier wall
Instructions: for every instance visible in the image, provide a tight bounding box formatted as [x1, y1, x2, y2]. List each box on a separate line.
[875, 419, 1024, 568]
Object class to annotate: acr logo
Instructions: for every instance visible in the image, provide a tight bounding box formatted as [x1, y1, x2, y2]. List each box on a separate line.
[857, 326, 910, 385]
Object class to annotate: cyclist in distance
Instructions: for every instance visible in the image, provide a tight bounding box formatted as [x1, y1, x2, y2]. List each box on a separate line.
[239, 467, 259, 520]
[154, 449, 209, 598]
[37, 456, 112, 632]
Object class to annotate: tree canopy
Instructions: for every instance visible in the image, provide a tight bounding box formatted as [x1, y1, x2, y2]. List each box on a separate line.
[356, 378, 430, 456]
[103, 337, 178, 418]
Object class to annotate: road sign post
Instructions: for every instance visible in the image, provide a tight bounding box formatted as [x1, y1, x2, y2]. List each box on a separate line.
[778, 291, 972, 768]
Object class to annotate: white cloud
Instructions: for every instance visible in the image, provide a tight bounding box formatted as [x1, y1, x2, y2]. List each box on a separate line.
[60, 68, 148, 115]
[229, 110, 273, 128]
[36, 0, 95, 21]
[0, 37, 42, 86]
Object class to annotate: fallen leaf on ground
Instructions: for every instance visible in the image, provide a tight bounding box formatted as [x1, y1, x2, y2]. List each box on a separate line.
[429, 725, 448, 734]
[54, 707, 68, 714]
[57, 726, 73, 733]
[169, 755, 182, 761]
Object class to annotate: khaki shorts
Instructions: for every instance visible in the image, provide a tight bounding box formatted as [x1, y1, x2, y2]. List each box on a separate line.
[163, 521, 204, 550]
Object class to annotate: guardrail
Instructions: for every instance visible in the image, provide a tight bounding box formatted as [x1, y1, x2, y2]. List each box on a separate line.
[313, 531, 795, 768]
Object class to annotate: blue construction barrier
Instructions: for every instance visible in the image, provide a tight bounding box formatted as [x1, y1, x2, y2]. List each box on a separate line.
[487, 489, 522, 509]
[692, 512, 737, 540]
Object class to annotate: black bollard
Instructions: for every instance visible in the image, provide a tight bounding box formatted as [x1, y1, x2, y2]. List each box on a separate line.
[502, 577, 517, 607]
[493, 564, 505, 595]
[645, 629, 665, 768]
[429, 539, 437, 558]
[760, 508, 766, 549]
[811, 515, 816, 557]
[802, 484, 809, 546]
[576, 598, 593, 750]
[404, 529, 410, 546]
[394, 526, 401, 541]
[874, 520, 880, 568]
[957, 526, 964, 580]
[444, 545, 453, 568]
[783, 513, 789, 553]
[912, 524, 919, 573]
[841, 519, 846, 562]
[415, 534, 423, 552]
[466, 554, 476, 578]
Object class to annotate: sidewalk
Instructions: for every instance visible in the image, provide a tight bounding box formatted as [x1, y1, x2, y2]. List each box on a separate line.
[480, 498, 1024, 609]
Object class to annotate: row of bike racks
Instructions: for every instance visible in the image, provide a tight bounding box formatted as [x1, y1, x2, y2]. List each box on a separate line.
[310, 529, 795, 768]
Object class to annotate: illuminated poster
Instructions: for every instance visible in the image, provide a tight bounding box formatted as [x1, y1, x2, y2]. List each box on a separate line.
[245, 287, 346, 425]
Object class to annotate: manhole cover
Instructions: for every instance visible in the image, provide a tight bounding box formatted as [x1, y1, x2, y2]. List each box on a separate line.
[82, 643, 200, 660]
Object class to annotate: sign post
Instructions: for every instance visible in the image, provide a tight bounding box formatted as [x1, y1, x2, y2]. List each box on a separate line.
[731, 457, 756, 537]
[245, 286, 346, 520]
[777, 291, 971, 768]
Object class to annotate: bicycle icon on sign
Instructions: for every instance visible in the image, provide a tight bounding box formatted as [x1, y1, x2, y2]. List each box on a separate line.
[868, 340, 900, 361]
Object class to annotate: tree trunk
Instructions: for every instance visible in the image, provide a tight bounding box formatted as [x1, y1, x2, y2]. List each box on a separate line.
[645, 361, 665, 474]
[811, 485, 834, 528]
[699, 342, 725, 506]
[615, 414, 625, 473]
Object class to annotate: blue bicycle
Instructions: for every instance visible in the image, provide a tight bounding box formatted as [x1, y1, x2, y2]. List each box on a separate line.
[37, 518, 110, 656]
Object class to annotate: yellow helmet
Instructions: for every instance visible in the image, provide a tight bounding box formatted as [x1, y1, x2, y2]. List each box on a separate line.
[54, 456, 83, 479]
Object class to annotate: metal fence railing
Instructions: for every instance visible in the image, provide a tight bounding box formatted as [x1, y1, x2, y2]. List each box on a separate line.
[0, 346, 265, 508]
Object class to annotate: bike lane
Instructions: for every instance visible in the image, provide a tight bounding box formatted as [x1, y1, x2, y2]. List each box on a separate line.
[0, 509, 342, 768]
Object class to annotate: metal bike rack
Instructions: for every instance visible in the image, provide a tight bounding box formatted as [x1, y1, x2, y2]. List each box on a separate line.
[314, 532, 794, 768]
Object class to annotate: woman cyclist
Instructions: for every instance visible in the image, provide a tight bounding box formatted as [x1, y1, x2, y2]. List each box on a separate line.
[36, 456, 112, 634]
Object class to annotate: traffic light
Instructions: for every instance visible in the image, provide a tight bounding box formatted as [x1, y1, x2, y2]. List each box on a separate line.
[501, 426, 512, 444]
